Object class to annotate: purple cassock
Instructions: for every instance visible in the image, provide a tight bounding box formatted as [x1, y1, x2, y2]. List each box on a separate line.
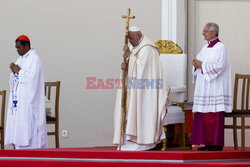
[191, 38, 229, 147]
[191, 112, 225, 146]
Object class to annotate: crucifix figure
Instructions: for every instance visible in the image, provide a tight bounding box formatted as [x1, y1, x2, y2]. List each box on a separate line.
[122, 8, 135, 45]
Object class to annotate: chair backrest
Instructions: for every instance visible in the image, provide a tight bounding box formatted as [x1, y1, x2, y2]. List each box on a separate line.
[0, 91, 6, 128]
[45, 82, 60, 119]
[233, 74, 250, 110]
[159, 54, 187, 87]
[160, 54, 187, 103]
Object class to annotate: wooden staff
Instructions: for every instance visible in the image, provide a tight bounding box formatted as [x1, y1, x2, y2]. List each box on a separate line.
[119, 8, 135, 151]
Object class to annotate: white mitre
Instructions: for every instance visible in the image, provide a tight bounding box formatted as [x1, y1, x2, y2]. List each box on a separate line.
[129, 26, 140, 32]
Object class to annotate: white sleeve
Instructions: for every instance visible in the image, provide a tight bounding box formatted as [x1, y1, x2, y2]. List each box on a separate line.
[192, 50, 203, 83]
[201, 47, 229, 82]
[18, 56, 40, 84]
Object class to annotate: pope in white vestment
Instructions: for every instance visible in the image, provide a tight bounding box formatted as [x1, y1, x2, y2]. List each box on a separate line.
[5, 35, 48, 149]
[113, 27, 169, 151]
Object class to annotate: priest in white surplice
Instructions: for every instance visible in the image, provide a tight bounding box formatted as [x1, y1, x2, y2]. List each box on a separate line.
[113, 27, 169, 151]
[5, 35, 48, 149]
[191, 23, 232, 151]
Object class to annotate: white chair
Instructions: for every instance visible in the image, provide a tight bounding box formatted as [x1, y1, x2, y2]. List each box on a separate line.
[160, 51, 188, 150]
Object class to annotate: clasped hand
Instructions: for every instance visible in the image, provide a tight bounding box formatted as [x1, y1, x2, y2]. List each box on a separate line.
[10, 63, 21, 74]
[192, 59, 202, 69]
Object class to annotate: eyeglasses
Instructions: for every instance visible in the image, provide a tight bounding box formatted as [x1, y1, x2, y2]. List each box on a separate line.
[203, 30, 213, 33]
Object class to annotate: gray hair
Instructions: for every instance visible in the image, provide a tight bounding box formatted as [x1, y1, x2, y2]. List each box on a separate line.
[207, 22, 219, 37]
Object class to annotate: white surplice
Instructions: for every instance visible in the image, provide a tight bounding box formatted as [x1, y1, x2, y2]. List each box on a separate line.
[113, 36, 169, 150]
[192, 42, 232, 113]
[5, 49, 48, 149]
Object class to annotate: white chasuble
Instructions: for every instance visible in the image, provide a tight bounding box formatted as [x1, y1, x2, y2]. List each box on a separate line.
[113, 36, 169, 149]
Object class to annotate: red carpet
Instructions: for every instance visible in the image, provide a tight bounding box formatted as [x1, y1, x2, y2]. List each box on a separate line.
[0, 147, 250, 167]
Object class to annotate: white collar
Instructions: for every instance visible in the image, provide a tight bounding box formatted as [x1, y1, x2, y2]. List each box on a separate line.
[21, 49, 33, 58]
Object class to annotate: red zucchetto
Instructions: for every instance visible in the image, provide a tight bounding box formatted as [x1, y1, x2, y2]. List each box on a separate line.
[17, 35, 30, 42]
